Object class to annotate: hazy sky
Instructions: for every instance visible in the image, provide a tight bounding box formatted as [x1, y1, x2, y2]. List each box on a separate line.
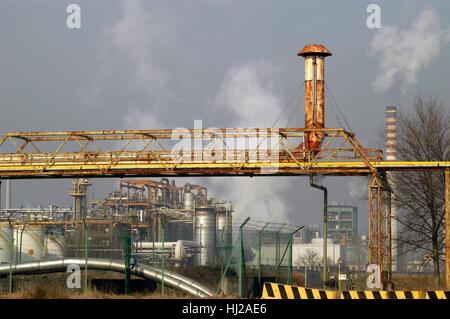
[1, 0, 450, 234]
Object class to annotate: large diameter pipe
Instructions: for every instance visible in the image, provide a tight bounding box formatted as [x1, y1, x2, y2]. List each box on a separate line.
[0, 258, 214, 297]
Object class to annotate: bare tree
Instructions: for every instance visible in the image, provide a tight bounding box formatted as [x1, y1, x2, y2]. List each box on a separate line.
[392, 96, 450, 283]
[296, 248, 321, 269]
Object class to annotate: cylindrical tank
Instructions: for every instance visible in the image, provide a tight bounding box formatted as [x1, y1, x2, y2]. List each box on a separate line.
[45, 234, 66, 260]
[195, 207, 216, 266]
[0, 223, 13, 264]
[183, 191, 195, 210]
[14, 225, 45, 262]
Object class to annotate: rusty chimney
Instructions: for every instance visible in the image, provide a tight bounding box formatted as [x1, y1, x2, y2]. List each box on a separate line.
[297, 44, 332, 151]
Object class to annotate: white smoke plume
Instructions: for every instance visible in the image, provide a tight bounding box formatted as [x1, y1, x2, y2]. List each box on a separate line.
[348, 178, 368, 201]
[97, 2, 293, 224]
[210, 61, 290, 223]
[370, 8, 448, 93]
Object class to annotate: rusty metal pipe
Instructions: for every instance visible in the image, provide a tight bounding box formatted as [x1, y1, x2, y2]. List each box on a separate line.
[298, 44, 332, 151]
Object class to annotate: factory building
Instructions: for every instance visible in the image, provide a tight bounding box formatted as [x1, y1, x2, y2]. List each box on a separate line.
[327, 205, 358, 244]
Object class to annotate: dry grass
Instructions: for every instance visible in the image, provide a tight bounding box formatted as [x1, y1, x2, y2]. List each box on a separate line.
[0, 284, 197, 299]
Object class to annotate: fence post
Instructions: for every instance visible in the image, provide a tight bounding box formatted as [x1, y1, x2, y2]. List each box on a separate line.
[258, 222, 270, 293]
[82, 219, 88, 293]
[161, 217, 165, 297]
[7, 219, 13, 293]
[123, 233, 131, 294]
[220, 227, 225, 278]
[152, 222, 155, 265]
[288, 226, 304, 285]
[238, 217, 250, 298]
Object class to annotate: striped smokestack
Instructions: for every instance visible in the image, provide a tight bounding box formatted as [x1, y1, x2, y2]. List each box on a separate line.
[385, 106, 398, 272]
[385, 106, 397, 161]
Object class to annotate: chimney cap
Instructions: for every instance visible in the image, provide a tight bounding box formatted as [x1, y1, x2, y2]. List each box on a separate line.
[297, 44, 332, 57]
[386, 106, 397, 112]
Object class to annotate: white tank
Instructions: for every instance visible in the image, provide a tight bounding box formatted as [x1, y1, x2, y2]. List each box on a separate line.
[0, 223, 13, 264]
[195, 207, 216, 266]
[15, 225, 45, 262]
[45, 234, 65, 260]
[183, 192, 195, 210]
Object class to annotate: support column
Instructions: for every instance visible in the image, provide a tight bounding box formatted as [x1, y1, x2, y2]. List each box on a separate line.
[377, 184, 383, 275]
[368, 180, 374, 264]
[445, 169, 450, 289]
[386, 190, 392, 285]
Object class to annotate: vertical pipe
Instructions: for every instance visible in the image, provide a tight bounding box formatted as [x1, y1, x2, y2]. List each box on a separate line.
[445, 169, 450, 289]
[310, 175, 328, 287]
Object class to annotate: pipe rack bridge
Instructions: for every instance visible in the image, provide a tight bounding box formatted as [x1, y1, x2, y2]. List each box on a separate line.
[0, 258, 214, 298]
[0, 128, 449, 178]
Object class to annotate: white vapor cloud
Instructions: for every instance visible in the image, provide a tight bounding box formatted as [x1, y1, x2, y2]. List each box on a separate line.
[216, 61, 282, 127]
[370, 8, 448, 93]
[348, 178, 368, 201]
[210, 61, 290, 223]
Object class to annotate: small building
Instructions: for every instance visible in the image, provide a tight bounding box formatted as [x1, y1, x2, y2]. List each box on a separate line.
[327, 205, 358, 244]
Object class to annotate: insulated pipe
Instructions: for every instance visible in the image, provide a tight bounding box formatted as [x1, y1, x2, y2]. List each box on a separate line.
[297, 44, 332, 151]
[0, 258, 214, 297]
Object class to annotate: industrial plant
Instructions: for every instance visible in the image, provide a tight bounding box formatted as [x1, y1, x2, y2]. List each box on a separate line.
[0, 178, 233, 269]
[0, 31, 449, 300]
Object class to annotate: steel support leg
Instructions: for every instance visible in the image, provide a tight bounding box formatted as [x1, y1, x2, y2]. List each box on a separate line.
[445, 169, 450, 289]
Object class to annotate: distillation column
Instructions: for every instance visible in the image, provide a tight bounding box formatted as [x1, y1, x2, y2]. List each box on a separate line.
[297, 44, 332, 151]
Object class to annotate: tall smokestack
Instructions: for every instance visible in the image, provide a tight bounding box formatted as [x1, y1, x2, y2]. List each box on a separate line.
[297, 44, 332, 151]
[385, 106, 397, 161]
[385, 106, 398, 271]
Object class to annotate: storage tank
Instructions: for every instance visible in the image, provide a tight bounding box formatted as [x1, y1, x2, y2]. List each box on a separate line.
[195, 207, 216, 266]
[183, 191, 195, 210]
[45, 234, 66, 260]
[15, 225, 45, 262]
[0, 223, 13, 264]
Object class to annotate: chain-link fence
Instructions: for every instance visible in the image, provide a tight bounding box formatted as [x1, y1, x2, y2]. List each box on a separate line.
[1, 218, 303, 297]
